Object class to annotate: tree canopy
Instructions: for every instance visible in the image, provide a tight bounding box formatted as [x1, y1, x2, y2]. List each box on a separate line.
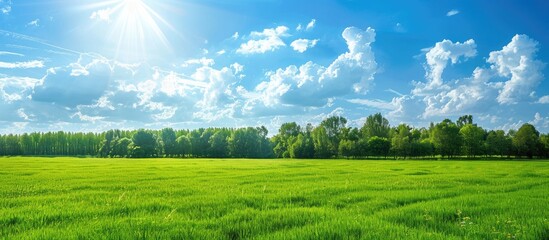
[0, 114, 548, 159]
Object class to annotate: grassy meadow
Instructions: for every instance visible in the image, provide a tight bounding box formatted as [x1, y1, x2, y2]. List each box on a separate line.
[1, 157, 548, 239]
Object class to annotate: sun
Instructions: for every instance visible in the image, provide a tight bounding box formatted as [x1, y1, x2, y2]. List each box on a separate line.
[88, 0, 173, 63]
[124, 0, 142, 9]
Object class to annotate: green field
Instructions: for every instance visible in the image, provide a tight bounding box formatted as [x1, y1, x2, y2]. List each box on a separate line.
[1, 158, 548, 239]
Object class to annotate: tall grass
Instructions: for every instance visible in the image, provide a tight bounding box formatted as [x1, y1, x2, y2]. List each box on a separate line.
[1, 157, 548, 239]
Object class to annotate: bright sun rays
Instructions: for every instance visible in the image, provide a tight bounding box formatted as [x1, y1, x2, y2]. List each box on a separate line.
[88, 0, 173, 62]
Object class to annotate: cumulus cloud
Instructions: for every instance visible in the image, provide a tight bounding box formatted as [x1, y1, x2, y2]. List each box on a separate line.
[419, 39, 476, 91]
[33, 59, 112, 107]
[231, 63, 244, 74]
[0, 60, 44, 69]
[447, 10, 460, 17]
[245, 27, 377, 110]
[498, 112, 549, 133]
[489, 34, 544, 104]
[538, 95, 549, 104]
[236, 26, 289, 54]
[387, 34, 544, 122]
[0, 76, 42, 103]
[290, 39, 319, 53]
[194, 66, 239, 109]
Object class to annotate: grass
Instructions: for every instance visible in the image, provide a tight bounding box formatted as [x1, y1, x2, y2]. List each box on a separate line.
[1, 157, 548, 239]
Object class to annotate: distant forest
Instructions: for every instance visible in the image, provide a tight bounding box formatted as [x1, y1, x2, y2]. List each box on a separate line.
[1, 114, 548, 159]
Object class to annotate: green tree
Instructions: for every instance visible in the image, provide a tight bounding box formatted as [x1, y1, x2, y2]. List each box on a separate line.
[110, 137, 132, 157]
[130, 129, 157, 158]
[160, 128, 177, 157]
[459, 124, 485, 158]
[175, 135, 192, 157]
[98, 130, 115, 157]
[209, 131, 229, 158]
[390, 124, 412, 159]
[368, 136, 391, 158]
[431, 119, 462, 159]
[273, 122, 301, 158]
[320, 116, 347, 155]
[312, 126, 331, 158]
[338, 139, 360, 158]
[486, 130, 512, 157]
[361, 113, 390, 139]
[288, 133, 315, 159]
[457, 115, 473, 128]
[540, 134, 549, 158]
[513, 123, 540, 159]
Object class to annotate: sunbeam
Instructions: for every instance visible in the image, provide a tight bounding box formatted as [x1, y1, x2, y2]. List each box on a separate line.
[88, 0, 173, 62]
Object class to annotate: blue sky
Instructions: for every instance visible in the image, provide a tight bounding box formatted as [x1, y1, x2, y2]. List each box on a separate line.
[1, 0, 548, 134]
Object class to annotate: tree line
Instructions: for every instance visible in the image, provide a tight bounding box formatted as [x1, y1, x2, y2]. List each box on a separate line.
[0, 114, 548, 159]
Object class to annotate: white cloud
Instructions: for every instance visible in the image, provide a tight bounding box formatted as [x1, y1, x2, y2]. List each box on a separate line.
[419, 39, 476, 90]
[0, 60, 44, 69]
[71, 112, 105, 123]
[231, 63, 244, 74]
[246, 26, 377, 110]
[447, 10, 460, 17]
[296, 24, 302, 31]
[159, 71, 206, 97]
[386, 34, 544, 124]
[0, 51, 23, 57]
[194, 66, 239, 109]
[90, 8, 113, 22]
[538, 95, 549, 104]
[498, 112, 549, 133]
[1, 2, 10, 15]
[236, 26, 289, 54]
[216, 50, 226, 55]
[232, 32, 239, 40]
[26, 19, 40, 27]
[17, 108, 30, 121]
[489, 34, 544, 104]
[306, 19, 316, 31]
[290, 39, 319, 53]
[33, 57, 115, 107]
[348, 99, 395, 110]
[182, 57, 215, 67]
[0, 76, 42, 103]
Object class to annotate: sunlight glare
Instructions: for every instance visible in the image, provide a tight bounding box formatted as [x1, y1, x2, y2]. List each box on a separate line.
[89, 0, 173, 63]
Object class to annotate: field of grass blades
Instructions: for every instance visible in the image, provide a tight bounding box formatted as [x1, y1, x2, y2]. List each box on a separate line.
[1, 157, 548, 239]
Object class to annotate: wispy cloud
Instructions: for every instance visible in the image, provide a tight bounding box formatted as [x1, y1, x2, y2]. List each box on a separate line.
[90, 8, 113, 22]
[348, 99, 395, 110]
[26, 19, 40, 27]
[0, 60, 44, 69]
[447, 10, 460, 17]
[306, 19, 316, 31]
[232, 32, 239, 40]
[0, 30, 82, 56]
[0, 51, 24, 57]
[0, 1, 11, 15]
